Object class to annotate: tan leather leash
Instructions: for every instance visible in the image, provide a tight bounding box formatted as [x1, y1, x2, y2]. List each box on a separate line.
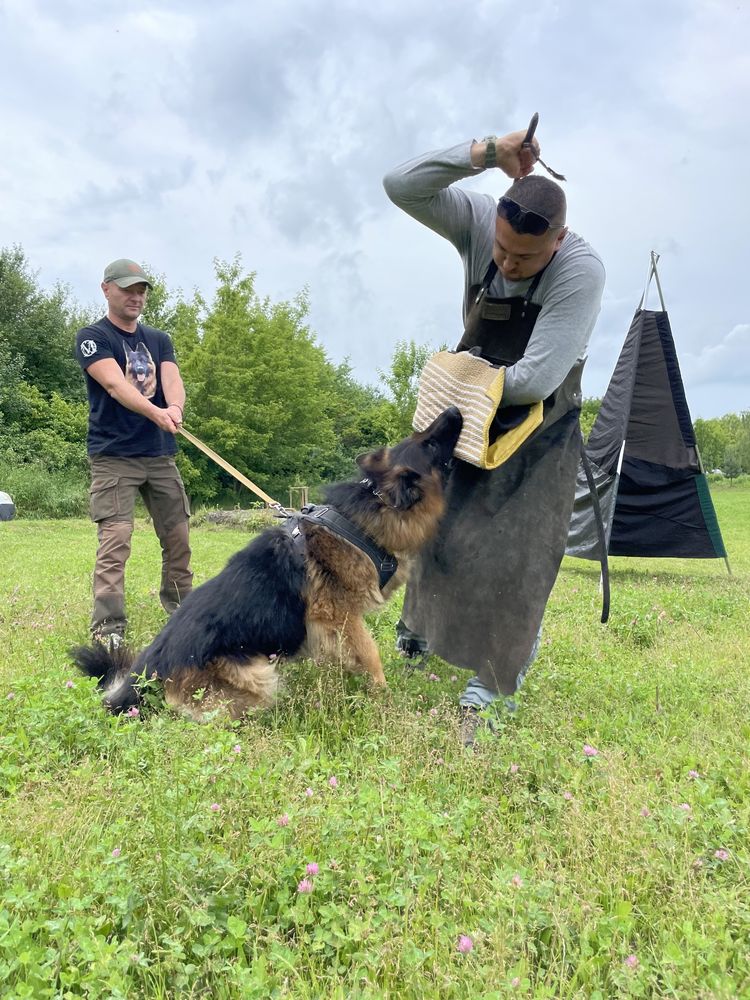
[522, 112, 566, 181]
[178, 426, 283, 508]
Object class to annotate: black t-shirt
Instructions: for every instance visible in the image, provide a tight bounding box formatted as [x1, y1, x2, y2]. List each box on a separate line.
[75, 316, 178, 457]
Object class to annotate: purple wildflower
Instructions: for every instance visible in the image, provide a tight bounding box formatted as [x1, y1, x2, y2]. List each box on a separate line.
[457, 934, 473, 953]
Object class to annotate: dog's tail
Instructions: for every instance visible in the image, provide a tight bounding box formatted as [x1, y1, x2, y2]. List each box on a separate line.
[69, 642, 141, 714]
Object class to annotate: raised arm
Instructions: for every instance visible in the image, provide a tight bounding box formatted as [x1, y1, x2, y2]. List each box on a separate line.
[383, 129, 539, 251]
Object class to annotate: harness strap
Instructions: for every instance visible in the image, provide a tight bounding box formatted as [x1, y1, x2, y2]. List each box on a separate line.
[279, 504, 398, 591]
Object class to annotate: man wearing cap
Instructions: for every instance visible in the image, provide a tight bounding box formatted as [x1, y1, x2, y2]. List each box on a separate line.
[75, 259, 193, 646]
[383, 127, 605, 745]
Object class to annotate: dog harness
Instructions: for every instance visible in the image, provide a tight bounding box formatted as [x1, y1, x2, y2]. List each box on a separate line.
[278, 504, 398, 591]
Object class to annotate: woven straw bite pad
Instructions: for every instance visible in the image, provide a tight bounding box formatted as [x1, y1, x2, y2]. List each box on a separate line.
[413, 351, 505, 466]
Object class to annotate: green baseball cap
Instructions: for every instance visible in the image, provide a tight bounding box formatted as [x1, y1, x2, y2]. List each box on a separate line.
[103, 259, 153, 289]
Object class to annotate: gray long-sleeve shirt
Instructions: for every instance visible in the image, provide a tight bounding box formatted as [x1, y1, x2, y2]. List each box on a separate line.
[383, 141, 606, 405]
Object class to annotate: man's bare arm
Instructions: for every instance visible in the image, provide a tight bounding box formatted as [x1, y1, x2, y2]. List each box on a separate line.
[85, 358, 180, 433]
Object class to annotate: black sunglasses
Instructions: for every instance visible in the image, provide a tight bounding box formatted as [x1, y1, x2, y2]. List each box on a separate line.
[497, 196, 562, 236]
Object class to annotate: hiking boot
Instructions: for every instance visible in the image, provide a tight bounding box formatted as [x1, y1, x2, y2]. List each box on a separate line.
[395, 634, 429, 671]
[459, 706, 482, 747]
[93, 631, 123, 653]
[459, 706, 503, 748]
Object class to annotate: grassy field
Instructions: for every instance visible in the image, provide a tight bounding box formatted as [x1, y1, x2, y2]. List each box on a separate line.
[1, 485, 749, 999]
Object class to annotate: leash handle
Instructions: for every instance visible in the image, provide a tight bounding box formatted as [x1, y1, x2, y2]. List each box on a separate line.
[522, 111, 567, 182]
[522, 112, 539, 149]
[178, 426, 281, 508]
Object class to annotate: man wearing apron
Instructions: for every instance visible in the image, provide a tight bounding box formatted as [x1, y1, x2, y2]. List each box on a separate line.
[383, 127, 605, 745]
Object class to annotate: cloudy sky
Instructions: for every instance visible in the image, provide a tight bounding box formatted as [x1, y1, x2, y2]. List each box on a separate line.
[2, 0, 748, 419]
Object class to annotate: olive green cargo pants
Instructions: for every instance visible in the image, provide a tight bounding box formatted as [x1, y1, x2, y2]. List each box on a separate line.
[88, 456, 193, 639]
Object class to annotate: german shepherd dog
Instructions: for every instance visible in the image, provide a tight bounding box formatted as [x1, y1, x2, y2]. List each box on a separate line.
[124, 342, 157, 398]
[71, 407, 462, 721]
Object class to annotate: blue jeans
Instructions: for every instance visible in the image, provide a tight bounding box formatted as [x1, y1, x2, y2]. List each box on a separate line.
[459, 627, 541, 710]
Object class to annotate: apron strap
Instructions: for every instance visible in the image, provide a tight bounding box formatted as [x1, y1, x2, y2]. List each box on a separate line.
[473, 257, 551, 308]
[473, 260, 498, 304]
[579, 442, 611, 623]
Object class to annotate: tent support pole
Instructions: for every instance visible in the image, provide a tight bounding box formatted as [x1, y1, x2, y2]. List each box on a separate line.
[650, 251, 667, 311]
[639, 251, 667, 312]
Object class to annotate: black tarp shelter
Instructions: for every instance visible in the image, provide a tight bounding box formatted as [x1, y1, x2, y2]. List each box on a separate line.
[566, 252, 729, 571]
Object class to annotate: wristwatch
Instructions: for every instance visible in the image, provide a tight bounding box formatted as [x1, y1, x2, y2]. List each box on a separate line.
[482, 135, 497, 169]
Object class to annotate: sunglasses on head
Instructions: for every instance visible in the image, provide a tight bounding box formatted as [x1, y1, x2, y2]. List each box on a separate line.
[497, 196, 561, 236]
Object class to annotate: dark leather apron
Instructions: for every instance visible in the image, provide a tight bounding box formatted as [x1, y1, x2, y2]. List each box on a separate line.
[402, 260, 584, 694]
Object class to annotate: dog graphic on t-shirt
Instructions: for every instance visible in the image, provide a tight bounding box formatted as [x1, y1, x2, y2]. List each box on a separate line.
[124, 342, 157, 398]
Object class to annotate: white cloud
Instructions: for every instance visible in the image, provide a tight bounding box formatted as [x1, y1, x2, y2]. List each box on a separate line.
[0, 0, 747, 418]
[683, 324, 750, 384]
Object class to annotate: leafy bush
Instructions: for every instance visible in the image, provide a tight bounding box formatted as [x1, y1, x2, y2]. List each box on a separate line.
[0, 460, 87, 518]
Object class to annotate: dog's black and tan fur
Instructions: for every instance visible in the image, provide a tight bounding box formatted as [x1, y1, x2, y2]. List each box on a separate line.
[71, 408, 462, 721]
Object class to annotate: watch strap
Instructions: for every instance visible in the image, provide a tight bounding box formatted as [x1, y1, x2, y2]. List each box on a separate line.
[482, 135, 497, 169]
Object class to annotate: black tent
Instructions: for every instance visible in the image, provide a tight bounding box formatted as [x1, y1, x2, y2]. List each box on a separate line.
[567, 252, 729, 571]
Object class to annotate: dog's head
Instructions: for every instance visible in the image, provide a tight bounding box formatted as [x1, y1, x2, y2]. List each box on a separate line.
[357, 406, 463, 508]
[125, 342, 154, 393]
[349, 406, 463, 552]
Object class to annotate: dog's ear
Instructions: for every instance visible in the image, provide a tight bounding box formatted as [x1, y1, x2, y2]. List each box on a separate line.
[390, 465, 423, 509]
[356, 448, 386, 473]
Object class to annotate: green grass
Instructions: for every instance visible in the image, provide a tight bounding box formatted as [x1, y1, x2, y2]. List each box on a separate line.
[1, 484, 749, 998]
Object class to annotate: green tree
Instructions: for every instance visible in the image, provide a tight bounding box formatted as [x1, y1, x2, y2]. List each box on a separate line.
[723, 445, 742, 482]
[0, 245, 84, 402]
[314, 361, 394, 482]
[579, 397, 601, 441]
[737, 412, 750, 473]
[140, 267, 203, 367]
[377, 339, 437, 440]
[177, 256, 343, 504]
[694, 417, 730, 472]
